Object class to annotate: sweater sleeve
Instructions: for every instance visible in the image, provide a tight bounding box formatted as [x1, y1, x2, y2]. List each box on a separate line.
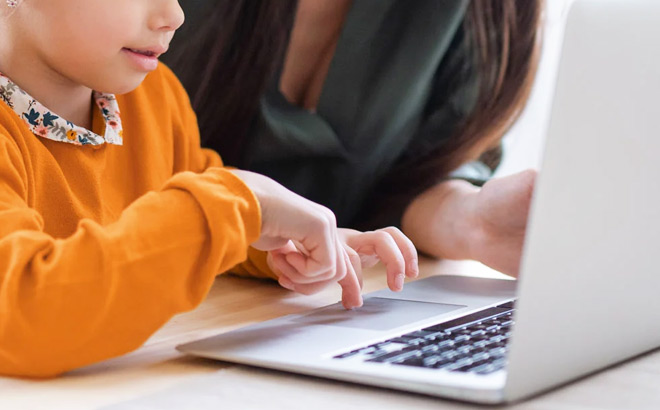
[229, 247, 279, 281]
[0, 134, 260, 378]
[156, 64, 276, 281]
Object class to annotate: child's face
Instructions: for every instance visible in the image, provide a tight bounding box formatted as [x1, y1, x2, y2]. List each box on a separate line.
[7, 0, 184, 94]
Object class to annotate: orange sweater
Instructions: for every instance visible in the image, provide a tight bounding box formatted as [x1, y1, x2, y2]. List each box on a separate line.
[0, 64, 261, 378]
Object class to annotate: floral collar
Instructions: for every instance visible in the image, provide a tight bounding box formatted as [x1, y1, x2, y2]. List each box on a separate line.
[0, 72, 123, 146]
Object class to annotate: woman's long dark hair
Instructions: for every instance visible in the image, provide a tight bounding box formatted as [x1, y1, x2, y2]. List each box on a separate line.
[364, 0, 543, 227]
[172, 0, 542, 222]
[172, 0, 298, 166]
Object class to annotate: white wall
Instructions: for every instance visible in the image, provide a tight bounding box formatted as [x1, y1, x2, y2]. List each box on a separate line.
[495, 0, 575, 177]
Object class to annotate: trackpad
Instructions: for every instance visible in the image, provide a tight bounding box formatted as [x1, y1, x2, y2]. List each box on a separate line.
[292, 297, 465, 331]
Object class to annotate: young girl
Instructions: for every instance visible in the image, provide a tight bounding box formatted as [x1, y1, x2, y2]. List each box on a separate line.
[0, 0, 417, 378]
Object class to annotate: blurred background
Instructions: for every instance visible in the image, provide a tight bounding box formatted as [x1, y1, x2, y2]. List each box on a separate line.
[495, 0, 574, 177]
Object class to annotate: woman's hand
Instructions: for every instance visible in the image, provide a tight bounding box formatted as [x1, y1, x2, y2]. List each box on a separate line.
[268, 227, 419, 308]
[466, 169, 536, 276]
[230, 170, 362, 308]
[402, 169, 536, 277]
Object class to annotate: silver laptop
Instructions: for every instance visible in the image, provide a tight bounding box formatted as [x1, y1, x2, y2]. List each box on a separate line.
[178, 0, 660, 403]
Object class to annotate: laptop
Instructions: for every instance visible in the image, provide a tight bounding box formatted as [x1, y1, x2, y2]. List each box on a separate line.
[178, 0, 660, 403]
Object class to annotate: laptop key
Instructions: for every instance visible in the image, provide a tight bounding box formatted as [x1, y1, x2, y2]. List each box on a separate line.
[366, 346, 420, 363]
[456, 346, 473, 355]
[407, 338, 431, 346]
[393, 356, 426, 367]
[333, 350, 361, 359]
[436, 340, 455, 349]
[423, 331, 450, 341]
[473, 340, 491, 349]
[469, 347, 487, 355]
[421, 345, 440, 353]
[431, 358, 456, 369]
[446, 357, 474, 371]
[489, 347, 507, 357]
[455, 358, 493, 372]
[473, 363, 501, 375]
[388, 336, 418, 344]
[406, 330, 435, 338]
[453, 335, 471, 343]
[422, 306, 512, 333]
[490, 358, 507, 370]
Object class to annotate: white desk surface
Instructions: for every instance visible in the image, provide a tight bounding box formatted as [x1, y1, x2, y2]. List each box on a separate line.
[1, 259, 659, 410]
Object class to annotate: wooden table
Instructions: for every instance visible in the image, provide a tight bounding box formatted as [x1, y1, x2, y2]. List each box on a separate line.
[1, 259, 659, 410]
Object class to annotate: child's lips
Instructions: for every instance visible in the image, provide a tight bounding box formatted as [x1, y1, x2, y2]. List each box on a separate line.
[125, 48, 157, 57]
[122, 48, 162, 71]
[123, 46, 168, 59]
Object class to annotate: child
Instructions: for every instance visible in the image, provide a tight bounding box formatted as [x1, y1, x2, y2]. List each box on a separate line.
[0, 0, 418, 378]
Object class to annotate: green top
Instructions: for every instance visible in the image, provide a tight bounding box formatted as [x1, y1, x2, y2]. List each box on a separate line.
[168, 0, 494, 228]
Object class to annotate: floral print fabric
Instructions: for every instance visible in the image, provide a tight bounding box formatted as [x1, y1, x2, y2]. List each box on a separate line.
[0, 72, 123, 146]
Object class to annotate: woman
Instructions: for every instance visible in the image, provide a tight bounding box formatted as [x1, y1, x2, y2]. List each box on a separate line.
[165, 0, 541, 277]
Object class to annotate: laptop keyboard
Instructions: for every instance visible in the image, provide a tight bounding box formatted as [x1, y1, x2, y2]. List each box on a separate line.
[333, 300, 516, 375]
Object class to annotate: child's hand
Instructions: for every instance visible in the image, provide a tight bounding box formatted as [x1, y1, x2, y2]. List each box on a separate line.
[230, 170, 363, 308]
[267, 237, 362, 309]
[268, 227, 419, 309]
[338, 227, 419, 292]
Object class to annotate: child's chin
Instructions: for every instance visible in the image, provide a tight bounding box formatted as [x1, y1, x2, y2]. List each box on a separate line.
[97, 75, 148, 95]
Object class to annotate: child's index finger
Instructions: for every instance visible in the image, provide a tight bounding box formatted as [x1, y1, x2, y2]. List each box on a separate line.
[338, 253, 363, 309]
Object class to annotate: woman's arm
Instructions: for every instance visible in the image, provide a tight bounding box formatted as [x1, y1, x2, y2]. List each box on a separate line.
[401, 169, 536, 277]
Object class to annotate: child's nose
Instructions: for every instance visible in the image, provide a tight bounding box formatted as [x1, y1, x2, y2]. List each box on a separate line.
[149, 0, 185, 33]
